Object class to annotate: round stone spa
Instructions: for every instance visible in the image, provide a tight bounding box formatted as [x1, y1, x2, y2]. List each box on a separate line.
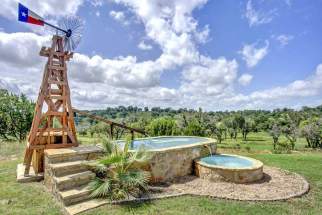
[195, 154, 263, 183]
[118, 136, 217, 183]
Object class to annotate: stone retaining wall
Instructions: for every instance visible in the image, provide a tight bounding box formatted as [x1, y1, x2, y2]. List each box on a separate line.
[195, 154, 263, 183]
[143, 140, 216, 183]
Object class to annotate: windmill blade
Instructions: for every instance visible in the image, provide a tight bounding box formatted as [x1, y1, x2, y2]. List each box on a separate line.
[58, 16, 84, 52]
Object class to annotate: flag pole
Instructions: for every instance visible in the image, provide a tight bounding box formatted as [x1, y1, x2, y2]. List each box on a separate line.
[43, 21, 68, 34]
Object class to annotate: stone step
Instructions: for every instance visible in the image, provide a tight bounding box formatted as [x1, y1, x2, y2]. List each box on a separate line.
[58, 185, 92, 206]
[45, 146, 103, 164]
[54, 171, 95, 191]
[50, 160, 90, 177]
[63, 198, 108, 215]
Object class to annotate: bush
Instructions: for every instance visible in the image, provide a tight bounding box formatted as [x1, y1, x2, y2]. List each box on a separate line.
[147, 117, 179, 136]
[183, 120, 205, 136]
[273, 141, 292, 154]
[88, 139, 151, 200]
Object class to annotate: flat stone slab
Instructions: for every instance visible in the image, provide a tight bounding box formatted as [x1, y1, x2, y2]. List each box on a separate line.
[45, 146, 103, 158]
[16, 163, 44, 183]
[64, 199, 108, 215]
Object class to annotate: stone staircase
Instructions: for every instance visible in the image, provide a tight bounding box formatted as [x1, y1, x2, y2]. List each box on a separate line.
[44, 146, 104, 214]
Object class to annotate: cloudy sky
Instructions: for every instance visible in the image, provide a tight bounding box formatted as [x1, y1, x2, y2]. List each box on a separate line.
[0, 0, 322, 110]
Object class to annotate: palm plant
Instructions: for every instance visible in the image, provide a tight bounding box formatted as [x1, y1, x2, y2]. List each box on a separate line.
[88, 138, 151, 200]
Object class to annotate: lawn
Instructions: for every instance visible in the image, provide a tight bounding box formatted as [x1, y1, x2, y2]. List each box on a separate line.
[0, 133, 321, 215]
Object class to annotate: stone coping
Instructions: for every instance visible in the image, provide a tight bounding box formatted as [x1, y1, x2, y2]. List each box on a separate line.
[117, 136, 216, 152]
[195, 153, 263, 171]
[44, 146, 103, 158]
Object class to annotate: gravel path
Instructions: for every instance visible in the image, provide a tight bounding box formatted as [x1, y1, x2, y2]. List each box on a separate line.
[141, 166, 309, 201]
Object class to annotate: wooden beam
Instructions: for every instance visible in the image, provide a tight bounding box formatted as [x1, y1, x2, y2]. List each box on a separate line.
[73, 108, 146, 135]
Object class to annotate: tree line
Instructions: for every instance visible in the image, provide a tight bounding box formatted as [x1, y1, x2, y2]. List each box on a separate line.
[78, 106, 322, 149]
[0, 88, 321, 149]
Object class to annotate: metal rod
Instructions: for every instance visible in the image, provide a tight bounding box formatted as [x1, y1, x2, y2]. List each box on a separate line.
[43, 21, 67, 34]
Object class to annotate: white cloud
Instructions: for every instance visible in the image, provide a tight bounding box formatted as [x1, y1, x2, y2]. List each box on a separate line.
[225, 64, 322, 109]
[1, 1, 321, 111]
[1, 0, 84, 20]
[138, 40, 152, 50]
[0, 78, 21, 94]
[181, 57, 238, 96]
[239, 40, 269, 68]
[0, 32, 50, 68]
[90, 0, 104, 7]
[109, 10, 129, 25]
[194, 25, 210, 44]
[245, 0, 276, 27]
[275, 34, 294, 46]
[238, 74, 253, 86]
[95, 11, 100, 17]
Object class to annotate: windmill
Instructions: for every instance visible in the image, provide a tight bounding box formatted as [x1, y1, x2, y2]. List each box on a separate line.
[18, 3, 84, 176]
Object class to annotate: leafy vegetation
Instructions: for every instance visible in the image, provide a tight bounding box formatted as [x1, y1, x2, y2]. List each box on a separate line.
[0, 89, 34, 141]
[78, 105, 322, 149]
[88, 139, 151, 200]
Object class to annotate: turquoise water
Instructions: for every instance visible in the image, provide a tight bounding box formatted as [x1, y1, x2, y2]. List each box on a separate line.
[118, 136, 209, 150]
[200, 155, 253, 168]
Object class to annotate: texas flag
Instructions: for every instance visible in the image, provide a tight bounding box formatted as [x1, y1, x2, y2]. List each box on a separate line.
[18, 3, 44, 26]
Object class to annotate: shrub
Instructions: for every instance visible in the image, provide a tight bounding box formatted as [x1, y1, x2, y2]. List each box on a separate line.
[273, 141, 292, 154]
[147, 117, 179, 136]
[183, 119, 205, 136]
[88, 139, 151, 200]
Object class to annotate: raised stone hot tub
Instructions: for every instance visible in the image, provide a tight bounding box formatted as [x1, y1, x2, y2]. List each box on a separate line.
[195, 154, 263, 183]
[118, 136, 216, 183]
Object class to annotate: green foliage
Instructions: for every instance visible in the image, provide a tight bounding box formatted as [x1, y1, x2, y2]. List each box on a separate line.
[148, 117, 179, 136]
[300, 118, 322, 148]
[269, 124, 281, 150]
[89, 140, 151, 200]
[68, 104, 322, 150]
[272, 141, 292, 154]
[0, 89, 34, 141]
[183, 119, 205, 136]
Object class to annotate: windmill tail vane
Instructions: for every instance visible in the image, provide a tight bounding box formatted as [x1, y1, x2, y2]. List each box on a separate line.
[18, 3, 65, 33]
[17, 3, 83, 51]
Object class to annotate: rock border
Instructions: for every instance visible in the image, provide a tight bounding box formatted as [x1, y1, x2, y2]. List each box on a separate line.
[113, 166, 310, 203]
[63, 166, 310, 215]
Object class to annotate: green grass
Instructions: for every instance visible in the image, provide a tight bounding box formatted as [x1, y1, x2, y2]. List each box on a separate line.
[217, 132, 309, 152]
[0, 133, 321, 215]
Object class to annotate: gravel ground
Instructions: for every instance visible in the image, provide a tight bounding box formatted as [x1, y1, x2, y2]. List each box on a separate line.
[140, 166, 309, 201]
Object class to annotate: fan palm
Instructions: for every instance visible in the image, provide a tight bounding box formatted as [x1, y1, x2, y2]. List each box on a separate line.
[89, 138, 151, 200]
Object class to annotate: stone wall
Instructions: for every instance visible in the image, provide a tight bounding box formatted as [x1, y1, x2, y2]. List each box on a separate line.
[145, 142, 216, 183]
[195, 155, 263, 184]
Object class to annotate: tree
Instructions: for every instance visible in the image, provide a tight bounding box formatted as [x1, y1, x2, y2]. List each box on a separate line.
[283, 123, 298, 150]
[0, 90, 34, 141]
[148, 117, 178, 136]
[242, 118, 255, 140]
[269, 124, 281, 150]
[300, 118, 322, 148]
[183, 119, 205, 136]
[208, 122, 226, 144]
[223, 117, 238, 139]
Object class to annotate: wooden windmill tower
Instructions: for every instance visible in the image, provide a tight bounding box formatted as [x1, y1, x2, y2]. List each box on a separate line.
[23, 36, 78, 175]
[18, 3, 84, 176]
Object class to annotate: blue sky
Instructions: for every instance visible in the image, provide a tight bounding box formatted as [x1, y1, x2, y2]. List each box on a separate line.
[0, 0, 321, 110]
